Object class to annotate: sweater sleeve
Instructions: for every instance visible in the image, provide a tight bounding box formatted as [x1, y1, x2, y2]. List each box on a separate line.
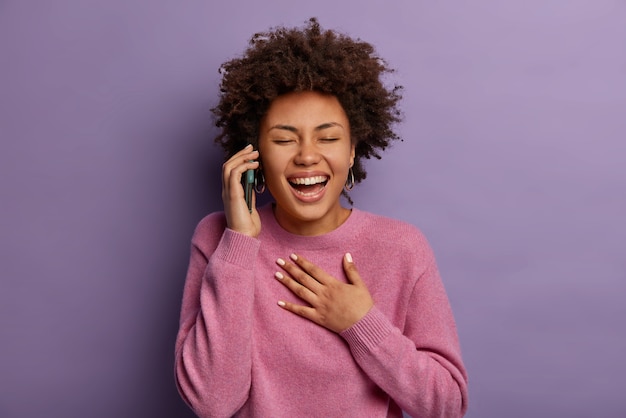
[340, 257, 469, 418]
[174, 215, 260, 418]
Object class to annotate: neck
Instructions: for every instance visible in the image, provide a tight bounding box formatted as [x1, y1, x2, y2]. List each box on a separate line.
[272, 204, 352, 236]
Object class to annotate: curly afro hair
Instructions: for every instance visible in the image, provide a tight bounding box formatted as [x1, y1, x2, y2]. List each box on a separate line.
[212, 17, 403, 186]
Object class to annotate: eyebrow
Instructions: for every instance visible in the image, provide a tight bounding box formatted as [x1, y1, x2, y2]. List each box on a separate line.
[268, 122, 344, 133]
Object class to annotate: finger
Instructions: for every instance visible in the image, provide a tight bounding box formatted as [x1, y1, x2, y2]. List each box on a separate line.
[277, 300, 318, 322]
[228, 161, 258, 197]
[274, 270, 318, 304]
[342, 252, 363, 286]
[250, 189, 258, 212]
[276, 258, 323, 294]
[223, 157, 259, 200]
[223, 150, 259, 182]
[222, 145, 251, 186]
[222, 145, 259, 189]
[286, 253, 330, 285]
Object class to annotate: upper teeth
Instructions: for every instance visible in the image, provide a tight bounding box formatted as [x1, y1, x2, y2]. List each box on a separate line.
[290, 176, 327, 185]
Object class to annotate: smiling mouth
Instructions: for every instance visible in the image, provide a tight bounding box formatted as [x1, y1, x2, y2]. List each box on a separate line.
[288, 176, 329, 196]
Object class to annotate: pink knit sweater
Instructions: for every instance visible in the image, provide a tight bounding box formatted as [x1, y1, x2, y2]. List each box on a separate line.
[175, 204, 468, 417]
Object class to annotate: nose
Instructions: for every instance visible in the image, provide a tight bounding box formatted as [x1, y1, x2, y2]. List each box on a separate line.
[293, 140, 321, 166]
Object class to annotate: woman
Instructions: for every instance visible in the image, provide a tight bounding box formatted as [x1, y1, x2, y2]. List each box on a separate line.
[175, 18, 468, 418]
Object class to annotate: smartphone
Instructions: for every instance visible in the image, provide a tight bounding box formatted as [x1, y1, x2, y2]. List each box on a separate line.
[243, 168, 255, 213]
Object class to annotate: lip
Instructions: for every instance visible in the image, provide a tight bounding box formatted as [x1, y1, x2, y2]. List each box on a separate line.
[286, 171, 329, 203]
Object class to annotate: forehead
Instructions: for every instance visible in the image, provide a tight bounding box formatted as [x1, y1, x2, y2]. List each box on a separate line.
[262, 91, 349, 128]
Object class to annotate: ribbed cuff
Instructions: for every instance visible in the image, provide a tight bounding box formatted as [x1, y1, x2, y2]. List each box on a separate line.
[214, 228, 260, 269]
[340, 306, 394, 358]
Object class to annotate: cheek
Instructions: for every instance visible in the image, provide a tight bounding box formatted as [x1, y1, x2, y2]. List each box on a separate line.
[329, 152, 353, 172]
[263, 167, 281, 186]
[260, 156, 286, 184]
[262, 164, 289, 199]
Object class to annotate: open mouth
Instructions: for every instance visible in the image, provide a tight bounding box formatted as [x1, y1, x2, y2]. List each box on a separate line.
[288, 175, 329, 197]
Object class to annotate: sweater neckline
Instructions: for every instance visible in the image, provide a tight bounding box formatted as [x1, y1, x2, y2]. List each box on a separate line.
[258, 203, 364, 250]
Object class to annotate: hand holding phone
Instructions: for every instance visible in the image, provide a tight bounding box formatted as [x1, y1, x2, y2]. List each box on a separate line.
[222, 144, 260, 238]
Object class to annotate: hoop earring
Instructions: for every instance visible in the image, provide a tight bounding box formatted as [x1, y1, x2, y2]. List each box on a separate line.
[254, 169, 266, 193]
[344, 167, 355, 191]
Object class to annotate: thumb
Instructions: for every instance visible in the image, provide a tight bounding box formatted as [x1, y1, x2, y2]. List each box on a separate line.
[343, 253, 362, 285]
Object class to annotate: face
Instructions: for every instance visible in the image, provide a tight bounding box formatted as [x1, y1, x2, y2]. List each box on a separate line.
[258, 91, 356, 236]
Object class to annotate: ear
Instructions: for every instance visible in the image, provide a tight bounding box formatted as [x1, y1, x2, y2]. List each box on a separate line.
[349, 143, 356, 167]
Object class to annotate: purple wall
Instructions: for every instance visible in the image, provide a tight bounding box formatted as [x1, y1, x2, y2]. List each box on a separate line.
[1, 1, 624, 417]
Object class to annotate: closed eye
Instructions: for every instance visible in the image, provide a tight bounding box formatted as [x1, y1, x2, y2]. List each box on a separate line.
[272, 139, 295, 144]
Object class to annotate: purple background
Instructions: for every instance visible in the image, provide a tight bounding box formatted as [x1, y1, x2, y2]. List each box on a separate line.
[1, 1, 625, 417]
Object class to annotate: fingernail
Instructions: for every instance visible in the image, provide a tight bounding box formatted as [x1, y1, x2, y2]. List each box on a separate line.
[290, 253, 298, 261]
[275, 272, 284, 280]
[345, 252, 353, 263]
[276, 258, 285, 266]
[277, 301, 286, 307]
